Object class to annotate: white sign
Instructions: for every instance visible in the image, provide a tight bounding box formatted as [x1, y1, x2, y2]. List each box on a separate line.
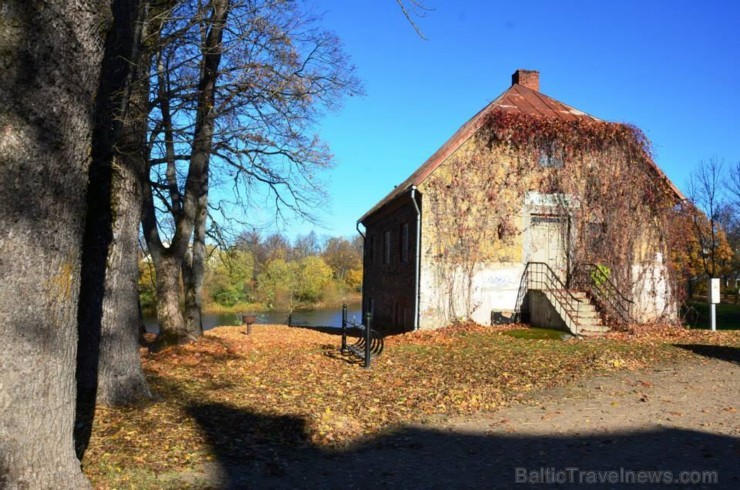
[710, 278, 721, 304]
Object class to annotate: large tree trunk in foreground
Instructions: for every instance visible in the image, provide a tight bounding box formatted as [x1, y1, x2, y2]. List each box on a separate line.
[0, 1, 109, 487]
[75, 0, 151, 461]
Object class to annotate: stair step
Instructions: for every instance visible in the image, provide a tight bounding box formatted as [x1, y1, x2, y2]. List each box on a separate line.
[578, 303, 599, 316]
[537, 287, 610, 336]
[580, 326, 609, 333]
[548, 290, 588, 300]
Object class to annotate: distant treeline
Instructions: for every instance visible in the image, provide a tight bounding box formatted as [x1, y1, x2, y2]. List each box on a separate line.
[140, 231, 362, 313]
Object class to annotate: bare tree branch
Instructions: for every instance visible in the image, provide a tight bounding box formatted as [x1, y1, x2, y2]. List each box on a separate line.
[396, 0, 432, 39]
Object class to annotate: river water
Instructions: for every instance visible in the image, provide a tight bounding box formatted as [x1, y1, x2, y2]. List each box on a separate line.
[143, 304, 363, 334]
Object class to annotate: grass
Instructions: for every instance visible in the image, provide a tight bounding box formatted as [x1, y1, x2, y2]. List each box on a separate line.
[83, 323, 739, 488]
[682, 301, 740, 330]
[502, 327, 573, 340]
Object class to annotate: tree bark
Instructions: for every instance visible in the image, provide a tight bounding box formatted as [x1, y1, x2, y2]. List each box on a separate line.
[94, 0, 152, 408]
[96, 151, 152, 404]
[0, 1, 109, 487]
[75, 0, 151, 461]
[183, 200, 207, 336]
[154, 254, 193, 344]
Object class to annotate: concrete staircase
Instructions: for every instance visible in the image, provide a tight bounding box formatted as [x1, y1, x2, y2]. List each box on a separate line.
[541, 289, 608, 337]
[519, 262, 615, 337]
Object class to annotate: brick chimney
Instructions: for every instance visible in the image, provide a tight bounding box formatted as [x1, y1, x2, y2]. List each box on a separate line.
[511, 69, 539, 91]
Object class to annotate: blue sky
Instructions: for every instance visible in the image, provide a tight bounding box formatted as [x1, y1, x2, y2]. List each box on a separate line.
[285, 0, 739, 239]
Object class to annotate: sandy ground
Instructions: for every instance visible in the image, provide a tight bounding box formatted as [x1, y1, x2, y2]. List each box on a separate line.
[181, 353, 739, 489]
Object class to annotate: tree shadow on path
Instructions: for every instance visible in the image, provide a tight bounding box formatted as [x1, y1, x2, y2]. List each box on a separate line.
[674, 344, 740, 365]
[186, 401, 739, 489]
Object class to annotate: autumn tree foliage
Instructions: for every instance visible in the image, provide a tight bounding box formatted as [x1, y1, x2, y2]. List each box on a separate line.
[666, 203, 733, 297]
[181, 232, 363, 312]
[685, 158, 737, 280]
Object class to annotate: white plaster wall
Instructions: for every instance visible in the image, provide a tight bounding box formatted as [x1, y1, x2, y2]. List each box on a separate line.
[631, 255, 677, 322]
[470, 265, 526, 324]
[418, 261, 525, 329]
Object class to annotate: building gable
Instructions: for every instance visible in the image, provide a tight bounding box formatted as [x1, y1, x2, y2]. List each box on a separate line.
[359, 69, 682, 225]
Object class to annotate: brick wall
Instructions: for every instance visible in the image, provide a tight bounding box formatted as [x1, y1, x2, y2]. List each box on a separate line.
[362, 194, 419, 334]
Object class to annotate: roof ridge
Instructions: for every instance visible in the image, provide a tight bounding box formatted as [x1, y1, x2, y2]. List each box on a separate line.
[357, 82, 675, 224]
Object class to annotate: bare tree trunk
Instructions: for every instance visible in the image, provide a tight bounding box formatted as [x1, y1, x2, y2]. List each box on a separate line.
[96, 152, 152, 404]
[178, 0, 227, 338]
[75, 0, 151, 461]
[154, 254, 193, 343]
[144, 0, 229, 346]
[95, 1, 152, 407]
[0, 1, 109, 487]
[183, 200, 207, 336]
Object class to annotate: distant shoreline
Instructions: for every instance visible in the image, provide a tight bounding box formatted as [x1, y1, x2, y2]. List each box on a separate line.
[141, 294, 362, 317]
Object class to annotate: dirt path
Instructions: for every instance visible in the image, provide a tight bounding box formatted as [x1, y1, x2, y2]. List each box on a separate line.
[184, 355, 739, 489]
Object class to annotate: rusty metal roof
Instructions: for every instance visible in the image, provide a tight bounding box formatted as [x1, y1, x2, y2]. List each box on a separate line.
[358, 81, 681, 224]
[495, 83, 597, 121]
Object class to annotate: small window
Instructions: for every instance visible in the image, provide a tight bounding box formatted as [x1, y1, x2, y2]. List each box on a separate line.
[586, 221, 607, 252]
[538, 142, 563, 168]
[383, 230, 391, 264]
[538, 151, 563, 168]
[400, 223, 410, 263]
[366, 235, 375, 264]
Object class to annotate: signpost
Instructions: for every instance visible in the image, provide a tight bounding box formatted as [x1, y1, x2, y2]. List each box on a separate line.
[709, 278, 720, 331]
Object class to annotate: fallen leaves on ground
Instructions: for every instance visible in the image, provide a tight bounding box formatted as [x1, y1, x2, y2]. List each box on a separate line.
[83, 323, 739, 488]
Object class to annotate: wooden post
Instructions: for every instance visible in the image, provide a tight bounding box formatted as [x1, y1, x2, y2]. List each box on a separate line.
[242, 314, 257, 335]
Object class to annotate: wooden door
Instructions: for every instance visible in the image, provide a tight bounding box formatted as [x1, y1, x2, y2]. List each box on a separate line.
[529, 215, 568, 283]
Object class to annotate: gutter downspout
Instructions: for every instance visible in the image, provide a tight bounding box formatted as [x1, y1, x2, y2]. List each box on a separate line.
[410, 186, 421, 331]
[356, 222, 366, 321]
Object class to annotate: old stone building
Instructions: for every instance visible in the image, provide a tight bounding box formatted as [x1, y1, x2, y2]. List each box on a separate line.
[358, 69, 683, 335]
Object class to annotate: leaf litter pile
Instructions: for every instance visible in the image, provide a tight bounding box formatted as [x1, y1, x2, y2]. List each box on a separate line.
[84, 323, 739, 487]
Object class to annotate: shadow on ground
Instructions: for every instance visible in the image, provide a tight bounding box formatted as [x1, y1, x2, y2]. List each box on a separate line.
[186, 402, 739, 489]
[674, 344, 740, 365]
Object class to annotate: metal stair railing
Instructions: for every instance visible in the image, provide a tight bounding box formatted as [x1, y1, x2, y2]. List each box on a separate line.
[572, 263, 634, 326]
[515, 262, 587, 333]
